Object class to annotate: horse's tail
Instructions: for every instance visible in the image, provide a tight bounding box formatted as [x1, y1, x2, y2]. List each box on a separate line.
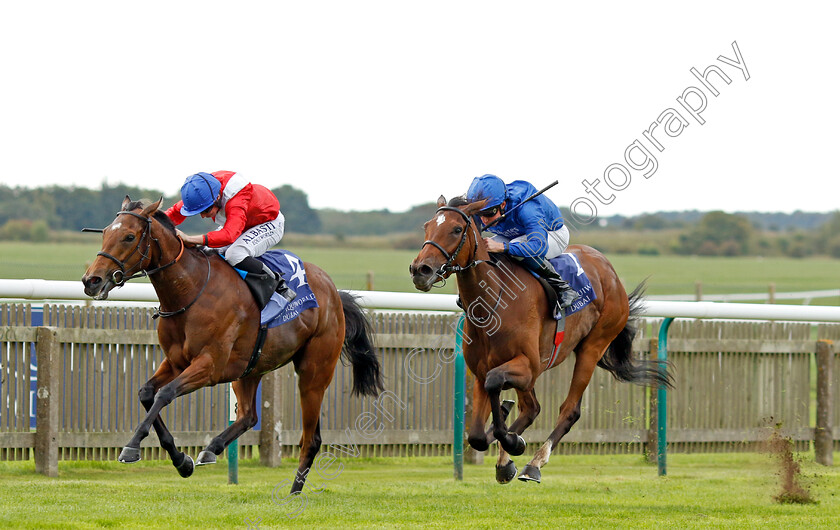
[339, 291, 385, 397]
[597, 282, 674, 389]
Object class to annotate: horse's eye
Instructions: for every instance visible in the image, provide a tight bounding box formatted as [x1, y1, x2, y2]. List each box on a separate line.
[124, 234, 136, 243]
[453, 226, 463, 234]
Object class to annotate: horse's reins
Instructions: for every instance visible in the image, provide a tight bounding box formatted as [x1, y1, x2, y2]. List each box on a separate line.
[91, 210, 209, 319]
[153, 252, 210, 319]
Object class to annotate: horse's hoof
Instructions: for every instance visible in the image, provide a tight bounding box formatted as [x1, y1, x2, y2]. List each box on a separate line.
[518, 464, 542, 483]
[195, 450, 217, 466]
[495, 460, 517, 484]
[176, 454, 195, 478]
[503, 433, 526, 456]
[118, 446, 141, 463]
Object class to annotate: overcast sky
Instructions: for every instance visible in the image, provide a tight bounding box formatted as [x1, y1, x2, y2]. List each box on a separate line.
[1, 2, 837, 221]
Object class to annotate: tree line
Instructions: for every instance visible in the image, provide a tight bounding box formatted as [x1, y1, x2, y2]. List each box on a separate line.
[0, 183, 838, 258]
[0, 182, 323, 239]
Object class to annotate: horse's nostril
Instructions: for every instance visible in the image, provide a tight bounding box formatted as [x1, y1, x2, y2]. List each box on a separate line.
[419, 265, 433, 276]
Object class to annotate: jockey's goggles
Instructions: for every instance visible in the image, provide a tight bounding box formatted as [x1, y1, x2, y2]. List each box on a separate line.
[477, 206, 501, 218]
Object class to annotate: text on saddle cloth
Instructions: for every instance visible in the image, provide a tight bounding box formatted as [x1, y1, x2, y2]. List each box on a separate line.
[233, 250, 319, 328]
[536, 253, 597, 318]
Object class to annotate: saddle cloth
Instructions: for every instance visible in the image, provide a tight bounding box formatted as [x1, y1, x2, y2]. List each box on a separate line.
[249, 250, 319, 328]
[531, 253, 596, 319]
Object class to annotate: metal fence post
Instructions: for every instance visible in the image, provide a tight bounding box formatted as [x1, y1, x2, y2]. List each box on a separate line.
[453, 314, 466, 481]
[657, 318, 674, 476]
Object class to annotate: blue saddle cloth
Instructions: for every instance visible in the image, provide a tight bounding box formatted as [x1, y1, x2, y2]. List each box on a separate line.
[247, 250, 319, 328]
[544, 253, 596, 317]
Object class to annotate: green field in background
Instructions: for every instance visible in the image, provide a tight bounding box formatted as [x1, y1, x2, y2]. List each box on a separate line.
[0, 242, 837, 304]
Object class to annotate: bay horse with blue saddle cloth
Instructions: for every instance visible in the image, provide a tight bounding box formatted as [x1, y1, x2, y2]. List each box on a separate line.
[82, 197, 383, 494]
[410, 195, 672, 483]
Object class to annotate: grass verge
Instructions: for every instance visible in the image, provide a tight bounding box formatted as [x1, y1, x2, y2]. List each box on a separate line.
[0, 452, 838, 528]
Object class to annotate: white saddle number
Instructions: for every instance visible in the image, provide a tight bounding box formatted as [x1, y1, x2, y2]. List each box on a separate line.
[285, 255, 307, 288]
[567, 253, 585, 276]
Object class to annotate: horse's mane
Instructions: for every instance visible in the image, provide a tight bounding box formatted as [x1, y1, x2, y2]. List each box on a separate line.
[123, 199, 177, 234]
[447, 195, 470, 208]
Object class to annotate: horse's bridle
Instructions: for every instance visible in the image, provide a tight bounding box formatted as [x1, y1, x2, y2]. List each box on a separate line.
[420, 206, 504, 321]
[96, 211, 157, 287]
[421, 206, 490, 285]
[97, 209, 209, 318]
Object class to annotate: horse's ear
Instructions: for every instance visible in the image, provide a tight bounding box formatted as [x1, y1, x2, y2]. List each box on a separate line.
[437, 195, 446, 208]
[141, 196, 163, 217]
[464, 198, 489, 217]
[121, 196, 132, 211]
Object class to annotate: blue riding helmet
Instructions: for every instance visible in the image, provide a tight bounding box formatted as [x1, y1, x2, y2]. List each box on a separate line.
[466, 174, 506, 208]
[180, 172, 221, 216]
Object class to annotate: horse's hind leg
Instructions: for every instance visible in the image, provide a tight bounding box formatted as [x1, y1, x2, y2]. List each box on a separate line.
[519, 337, 608, 483]
[519, 398, 581, 483]
[196, 378, 261, 465]
[289, 337, 340, 495]
[127, 359, 194, 478]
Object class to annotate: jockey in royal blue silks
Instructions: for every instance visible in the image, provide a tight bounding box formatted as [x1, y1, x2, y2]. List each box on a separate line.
[467, 174, 580, 315]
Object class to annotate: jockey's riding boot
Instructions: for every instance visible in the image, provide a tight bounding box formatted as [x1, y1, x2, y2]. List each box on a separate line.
[235, 256, 281, 311]
[522, 257, 580, 315]
[274, 272, 297, 304]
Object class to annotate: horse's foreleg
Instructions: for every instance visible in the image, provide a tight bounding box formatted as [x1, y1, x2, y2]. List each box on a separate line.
[485, 355, 533, 456]
[520, 340, 606, 483]
[506, 389, 541, 435]
[135, 359, 194, 477]
[467, 379, 492, 452]
[494, 390, 539, 484]
[119, 355, 214, 464]
[196, 378, 261, 465]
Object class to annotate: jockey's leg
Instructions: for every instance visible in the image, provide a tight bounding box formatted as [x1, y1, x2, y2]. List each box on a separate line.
[226, 217, 297, 308]
[518, 256, 579, 314]
[231, 255, 281, 310]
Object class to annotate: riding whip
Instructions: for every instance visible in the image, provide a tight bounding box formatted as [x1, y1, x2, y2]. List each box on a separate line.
[482, 180, 559, 229]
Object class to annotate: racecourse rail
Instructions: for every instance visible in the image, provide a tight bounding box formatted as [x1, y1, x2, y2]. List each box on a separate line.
[2, 279, 839, 479]
[3, 279, 840, 321]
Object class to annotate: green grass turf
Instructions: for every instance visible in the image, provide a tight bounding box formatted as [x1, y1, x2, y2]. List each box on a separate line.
[0, 453, 838, 528]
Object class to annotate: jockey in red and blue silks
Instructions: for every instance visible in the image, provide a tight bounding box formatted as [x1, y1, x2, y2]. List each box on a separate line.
[165, 171, 296, 308]
[467, 174, 579, 314]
